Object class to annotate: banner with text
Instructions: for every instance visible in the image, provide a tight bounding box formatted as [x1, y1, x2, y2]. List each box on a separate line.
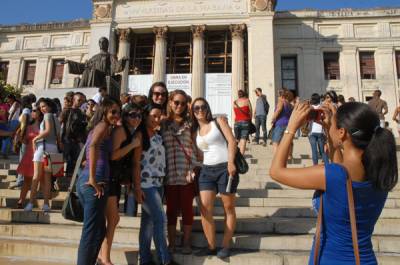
[205, 73, 232, 124]
[166, 74, 192, 96]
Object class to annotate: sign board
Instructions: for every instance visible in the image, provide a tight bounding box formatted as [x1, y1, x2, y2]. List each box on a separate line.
[166, 74, 192, 96]
[128, 75, 153, 95]
[205, 73, 232, 124]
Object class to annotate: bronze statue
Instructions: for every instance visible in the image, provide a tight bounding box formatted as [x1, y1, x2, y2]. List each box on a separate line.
[66, 37, 128, 90]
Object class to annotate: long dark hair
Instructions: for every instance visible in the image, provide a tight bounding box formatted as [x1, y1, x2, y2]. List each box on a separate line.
[148, 82, 168, 111]
[336, 102, 398, 191]
[37, 98, 55, 114]
[190, 98, 213, 134]
[90, 97, 119, 130]
[139, 103, 163, 152]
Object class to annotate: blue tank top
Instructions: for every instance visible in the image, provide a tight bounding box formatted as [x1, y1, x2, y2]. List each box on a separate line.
[309, 164, 388, 265]
[82, 130, 112, 182]
[275, 102, 292, 127]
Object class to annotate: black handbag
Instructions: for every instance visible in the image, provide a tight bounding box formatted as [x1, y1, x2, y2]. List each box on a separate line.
[61, 143, 86, 222]
[214, 119, 249, 174]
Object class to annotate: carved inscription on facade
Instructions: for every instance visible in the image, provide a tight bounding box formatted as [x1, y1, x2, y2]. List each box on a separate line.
[116, 0, 247, 19]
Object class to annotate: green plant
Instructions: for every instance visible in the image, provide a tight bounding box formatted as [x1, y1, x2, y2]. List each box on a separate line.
[0, 81, 22, 101]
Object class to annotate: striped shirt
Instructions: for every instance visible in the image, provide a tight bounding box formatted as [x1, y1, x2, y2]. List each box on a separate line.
[161, 119, 201, 186]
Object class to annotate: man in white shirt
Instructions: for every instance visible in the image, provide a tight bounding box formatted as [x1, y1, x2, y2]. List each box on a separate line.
[92, 87, 108, 104]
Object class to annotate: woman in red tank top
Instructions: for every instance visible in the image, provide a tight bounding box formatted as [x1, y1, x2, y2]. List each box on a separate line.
[233, 90, 252, 155]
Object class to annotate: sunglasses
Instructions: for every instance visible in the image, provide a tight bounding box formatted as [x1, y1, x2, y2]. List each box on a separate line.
[193, 105, 208, 113]
[32, 109, 38, 113]
[153, 92, 167, 98]
[173, 100, 187, 107]
[111, 109, 120, 116]
[128, 112, 142, 119]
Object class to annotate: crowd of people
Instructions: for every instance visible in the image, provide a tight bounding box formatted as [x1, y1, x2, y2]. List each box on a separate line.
[0, 83, 398, 265]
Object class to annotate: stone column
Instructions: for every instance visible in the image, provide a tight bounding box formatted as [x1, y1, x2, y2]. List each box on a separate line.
[153, 26, 169, 83]
[230, 24, 246, 98]
[191, 25, 206, 99]
[117, 28, 132, 93]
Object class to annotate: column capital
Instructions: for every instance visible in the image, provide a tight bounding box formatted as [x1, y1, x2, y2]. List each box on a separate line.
[191, 25, 206, 39]
[153, 26, 169, 39]
[230, 24, 246, 39]
[116, 28, 132, 42]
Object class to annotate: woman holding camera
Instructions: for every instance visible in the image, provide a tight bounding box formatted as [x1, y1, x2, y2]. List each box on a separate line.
[270, 101, 398, 264]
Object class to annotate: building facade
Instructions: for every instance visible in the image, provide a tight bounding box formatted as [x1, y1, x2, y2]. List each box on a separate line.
[0, 0, 400, 127]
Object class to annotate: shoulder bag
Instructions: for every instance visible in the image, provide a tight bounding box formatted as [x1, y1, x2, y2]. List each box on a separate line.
[234, 100, 256, 135]
[43, 115, 64, 178]
[61, 143, 86, 222]
[214, 119, 249, 174]
[313, 175, 360, 265]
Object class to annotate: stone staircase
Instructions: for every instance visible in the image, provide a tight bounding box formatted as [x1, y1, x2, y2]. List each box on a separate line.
[0, 138, 399, 264]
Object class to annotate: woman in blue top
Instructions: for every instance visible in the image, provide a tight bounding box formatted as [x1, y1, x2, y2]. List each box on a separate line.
[77, 97, 121, 265]
[270, 101, 398, 265]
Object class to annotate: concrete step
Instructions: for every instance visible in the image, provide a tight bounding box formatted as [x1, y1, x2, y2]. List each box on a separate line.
[1, 209, 400, 236]
[0, 256, 73, 265]
[0, 236, 399, 265]
[1, 223, 400, 253]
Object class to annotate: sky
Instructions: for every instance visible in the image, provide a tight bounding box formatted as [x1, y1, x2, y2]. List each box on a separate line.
[0, 0, 400, 25]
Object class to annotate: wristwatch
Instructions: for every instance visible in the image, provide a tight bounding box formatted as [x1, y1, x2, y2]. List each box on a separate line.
[284, 130, 295, 136]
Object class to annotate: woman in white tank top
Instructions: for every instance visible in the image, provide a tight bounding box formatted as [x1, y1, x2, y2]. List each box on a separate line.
[191, 98, 238, 259]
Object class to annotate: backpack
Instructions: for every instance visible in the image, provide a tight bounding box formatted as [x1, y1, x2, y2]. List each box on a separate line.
[262, 95, 270, 115]
[65, 109, 87, 140]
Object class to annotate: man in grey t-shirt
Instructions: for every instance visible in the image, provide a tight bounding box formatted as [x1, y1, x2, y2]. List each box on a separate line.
[253, 88, 269, 145]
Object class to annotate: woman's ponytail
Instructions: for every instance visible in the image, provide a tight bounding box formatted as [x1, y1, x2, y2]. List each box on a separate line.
[337, 102, 398, 192]
[362, 127, 398, 191]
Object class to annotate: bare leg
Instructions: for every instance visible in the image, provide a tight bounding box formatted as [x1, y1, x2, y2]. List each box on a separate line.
[99, 196, 120, 265]
[199, 191, 217, 249]
[29, 162, 43, 204]
[238, 139, 247, 155]
[18, 178, 32, 205]
[220, 193, 236, 249]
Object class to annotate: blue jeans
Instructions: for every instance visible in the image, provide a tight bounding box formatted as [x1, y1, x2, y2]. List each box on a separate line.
[139, 187, 170, 265]
[1, 120, 19, 155]
[255, 115, 267, 143]
[309, 133, 329, 165]
[77, 174, 108, 265]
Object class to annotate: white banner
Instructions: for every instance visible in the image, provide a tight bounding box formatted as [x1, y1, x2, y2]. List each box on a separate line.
[205, 73, 232, 124]
[166, 74, 192, 96]
[128, 75, 154, 96]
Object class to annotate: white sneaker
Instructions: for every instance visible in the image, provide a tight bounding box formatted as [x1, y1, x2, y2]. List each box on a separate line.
[24, 202, 33, 212]
[42, 204, 51, 213]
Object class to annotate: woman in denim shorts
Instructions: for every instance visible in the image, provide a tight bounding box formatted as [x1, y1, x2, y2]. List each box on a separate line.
[233, 90, 252, 155]
[191, 98, 239, 259]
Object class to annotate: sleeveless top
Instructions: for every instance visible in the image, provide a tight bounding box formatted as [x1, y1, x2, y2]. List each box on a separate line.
[275, 102, 292, 127]
[309, 163, 387, 265]
[82, 130, 113, 182]
[234, 101, 251, 122]
[140, 134, 166, 189]
[196, 121, 228, 166]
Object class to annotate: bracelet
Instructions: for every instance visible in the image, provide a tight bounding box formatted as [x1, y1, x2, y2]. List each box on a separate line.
[284, 130, 296, 136]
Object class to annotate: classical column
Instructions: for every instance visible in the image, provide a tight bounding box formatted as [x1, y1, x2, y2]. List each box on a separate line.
[153, 26, 169, 83]
[117, 28, 132, 93]
[191, 25, 206, 99]
[230, 24, 246, 98]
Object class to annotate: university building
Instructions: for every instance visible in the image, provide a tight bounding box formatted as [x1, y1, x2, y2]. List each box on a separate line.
[0, 0, 400, 125]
